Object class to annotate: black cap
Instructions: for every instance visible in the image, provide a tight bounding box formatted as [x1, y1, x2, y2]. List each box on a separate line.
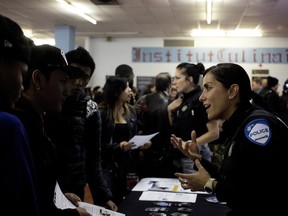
[0, 14, 31, 64]
[267, 76, 279, 88]
[30, 44, 68, 69]
[29, 45, 90, 80]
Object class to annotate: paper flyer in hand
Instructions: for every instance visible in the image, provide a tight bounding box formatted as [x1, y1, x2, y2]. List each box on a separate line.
[129, 132, 159, 149]
[54, 182, 125, 216]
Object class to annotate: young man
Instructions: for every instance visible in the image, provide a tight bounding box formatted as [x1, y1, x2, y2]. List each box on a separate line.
[115, 64, 136, 105]
[13, 44, 91, 216]
[45, 47, 118, 211]
[0, 14, 40, 215]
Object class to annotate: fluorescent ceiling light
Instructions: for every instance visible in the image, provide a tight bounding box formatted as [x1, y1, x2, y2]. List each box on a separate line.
[191, 29, 225, 37]
[191, 29, 262, 37]
[93, 32, 139, 35]
[23, 29, 33, 38]
[226, 29, 263, 37]
[32, 38, 56, 46]
[57, 0, 97, 25]
[23, 28, 55, 45]
[206, 0, 212, 24]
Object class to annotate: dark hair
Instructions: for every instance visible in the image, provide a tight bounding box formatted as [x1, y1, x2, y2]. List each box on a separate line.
[65, 46, 95, 76]
[115, 64, 134, 88]
[176, 62, 204, 85]
[155, 72, 172, 91]
[115, 64, 133, 77]
[203, 63, 253, 103]
[102, 76, 128, 107]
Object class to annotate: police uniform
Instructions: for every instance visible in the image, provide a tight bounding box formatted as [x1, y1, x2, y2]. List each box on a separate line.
[202, 103, 287, 215]
[171, 86, 212, 173]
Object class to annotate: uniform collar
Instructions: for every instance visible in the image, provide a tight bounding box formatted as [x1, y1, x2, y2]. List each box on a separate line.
[222, 102, 252, 139]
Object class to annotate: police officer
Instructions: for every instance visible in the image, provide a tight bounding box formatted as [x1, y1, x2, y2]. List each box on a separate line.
[172, 63, 288, 215]
[168, 62, 219, 174]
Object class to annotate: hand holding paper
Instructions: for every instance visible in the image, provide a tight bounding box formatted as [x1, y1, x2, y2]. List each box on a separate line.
[129, 132, 159, 149]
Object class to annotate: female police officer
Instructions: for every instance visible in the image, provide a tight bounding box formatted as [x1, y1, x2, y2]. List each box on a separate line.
[172, 63, 287, 215]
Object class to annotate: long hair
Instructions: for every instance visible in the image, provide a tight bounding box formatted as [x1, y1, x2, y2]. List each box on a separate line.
[100, 76, 131, 119]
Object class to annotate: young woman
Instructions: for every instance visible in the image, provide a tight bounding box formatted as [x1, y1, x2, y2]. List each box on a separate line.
[99, 76, 150, 204]
[168, 62, 219, 173]
[172, 63, 287, 215]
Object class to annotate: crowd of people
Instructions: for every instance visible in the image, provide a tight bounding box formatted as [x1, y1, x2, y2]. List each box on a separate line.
[1, 14, 287, 216]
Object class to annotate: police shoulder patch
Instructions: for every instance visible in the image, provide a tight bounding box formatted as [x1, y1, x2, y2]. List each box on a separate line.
[244, 118, 271, 146]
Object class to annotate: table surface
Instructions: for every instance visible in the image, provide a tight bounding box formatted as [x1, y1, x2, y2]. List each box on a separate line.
[118, 191, 230, 216]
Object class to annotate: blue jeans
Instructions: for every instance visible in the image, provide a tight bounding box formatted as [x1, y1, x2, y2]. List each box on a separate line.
[174, 143, 212, 173]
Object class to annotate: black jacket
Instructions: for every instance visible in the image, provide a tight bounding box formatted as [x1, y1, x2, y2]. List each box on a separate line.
[136, 91, 174, 178]
[13, 96, 79, 216]
[137, 91, 171, 152]
[202, 103, 288, 215]
[45, 92, 113, 206]
[171, 87, 208, 159]
[85, 99, 113, 205]
[99, 104, 138, 171]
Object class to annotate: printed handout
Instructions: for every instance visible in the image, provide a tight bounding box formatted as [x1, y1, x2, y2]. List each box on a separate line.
[129, 132, 159, 149]
[132, 177, 207, 194]
[54, 182, 125, 216]
[139, 191, 197, 203]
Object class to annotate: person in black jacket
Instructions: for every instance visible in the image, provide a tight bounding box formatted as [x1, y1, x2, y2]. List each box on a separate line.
[0, 14, 40, 216]
[172, 63, 288, 215]
[168, 62, 219, 174]
[99, 76, 151, 204]
[136, 72, 174, 178]
[13, 44, 91, 216]
[279, 79, 288, 124]
[45, 47, 117, 211]
[259, 75, 281, 115]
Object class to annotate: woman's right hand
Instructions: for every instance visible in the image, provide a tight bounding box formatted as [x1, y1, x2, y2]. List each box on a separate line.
[170, 130, 201, 161]
[120, 141, 135, 151]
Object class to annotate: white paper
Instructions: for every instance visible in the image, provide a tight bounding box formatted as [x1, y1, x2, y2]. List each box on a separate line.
[132, 177, 207, 194]
[54, 182, 76, 209]
[79, 202, 125, 216]
[139, 191, 197, 203]
[54, 182, 125, 216]
[129, 132, 159, 149]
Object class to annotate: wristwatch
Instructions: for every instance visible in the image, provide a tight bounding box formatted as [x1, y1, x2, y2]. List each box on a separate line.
[204, 178, 216, 193]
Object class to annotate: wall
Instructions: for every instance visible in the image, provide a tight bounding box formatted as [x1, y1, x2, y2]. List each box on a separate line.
[86, 37, 288, 95]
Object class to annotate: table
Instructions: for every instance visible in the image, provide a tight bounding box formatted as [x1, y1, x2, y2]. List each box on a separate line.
[118, 191, 229, 216]
[118, 178, 230, 216]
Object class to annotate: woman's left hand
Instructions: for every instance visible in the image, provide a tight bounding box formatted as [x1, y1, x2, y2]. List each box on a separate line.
[175, 159, 211, 192]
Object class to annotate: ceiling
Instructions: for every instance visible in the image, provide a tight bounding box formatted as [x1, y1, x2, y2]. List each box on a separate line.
[0, 0, 287, 45]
